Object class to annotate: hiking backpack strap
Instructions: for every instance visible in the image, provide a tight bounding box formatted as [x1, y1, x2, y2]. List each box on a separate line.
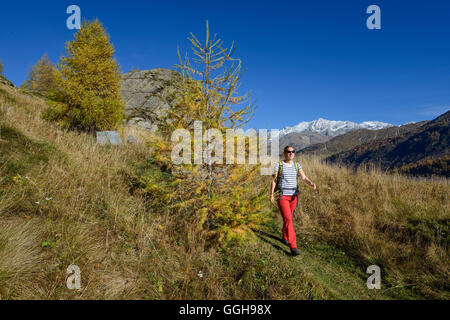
[292, 162, 300, 216]
[276, 161, 283, 200]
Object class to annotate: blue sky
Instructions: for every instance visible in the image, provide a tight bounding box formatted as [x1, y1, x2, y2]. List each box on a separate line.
[1, 0, 449, 129]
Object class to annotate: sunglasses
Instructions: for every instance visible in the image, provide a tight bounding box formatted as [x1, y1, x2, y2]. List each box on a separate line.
[286, 150, 296, 154]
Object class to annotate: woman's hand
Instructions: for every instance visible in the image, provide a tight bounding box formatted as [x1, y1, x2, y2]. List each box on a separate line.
[312, 183, 317, 190]
[270, 194, 275, 204]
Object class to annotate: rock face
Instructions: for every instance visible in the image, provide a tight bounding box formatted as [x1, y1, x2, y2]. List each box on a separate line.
[120, 68, 182, 132]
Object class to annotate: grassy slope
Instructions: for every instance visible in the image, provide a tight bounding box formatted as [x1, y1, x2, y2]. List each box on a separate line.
[0, 83, 448, 299]
[325, 113, 449, 176]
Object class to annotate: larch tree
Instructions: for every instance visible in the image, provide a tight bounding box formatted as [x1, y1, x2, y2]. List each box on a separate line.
[176, 20, 256, 199]
[177, 20, 255, 130]
[21, 53, 58, 95]
[148, 21, 266, 244]
[56, 19, 124, 131]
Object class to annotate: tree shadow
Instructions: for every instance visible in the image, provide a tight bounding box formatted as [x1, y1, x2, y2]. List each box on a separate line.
[251, 228, 292, 257]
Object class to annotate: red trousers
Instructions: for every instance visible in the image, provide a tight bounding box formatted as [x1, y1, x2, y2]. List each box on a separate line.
[277, 195, 298, 249]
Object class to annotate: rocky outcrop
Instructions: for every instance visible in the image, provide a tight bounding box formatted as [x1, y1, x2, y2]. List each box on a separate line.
[120, 68, 182, 132]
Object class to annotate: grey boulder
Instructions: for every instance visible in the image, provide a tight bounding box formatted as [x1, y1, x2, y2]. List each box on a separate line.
[96, 131, 123, 146]
[120, 68, 183, 133]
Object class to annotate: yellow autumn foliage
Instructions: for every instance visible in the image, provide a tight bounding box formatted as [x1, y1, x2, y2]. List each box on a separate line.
[45, 19, 124, 131]
[21, 53, 58, 95]
[145, 40, 269, 244]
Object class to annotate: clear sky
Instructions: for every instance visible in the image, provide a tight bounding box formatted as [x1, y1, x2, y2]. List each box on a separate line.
[1, 0, 449, 129]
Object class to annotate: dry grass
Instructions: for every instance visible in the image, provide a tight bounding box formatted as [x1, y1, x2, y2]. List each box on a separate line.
[0, 83, 448, 299]
[0, 218, 45, 298]
[284, 156, 449, 298]
[0, 85, 161, 299]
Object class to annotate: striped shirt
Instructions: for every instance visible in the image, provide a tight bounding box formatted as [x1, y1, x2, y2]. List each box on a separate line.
[274, 161, 302, 196]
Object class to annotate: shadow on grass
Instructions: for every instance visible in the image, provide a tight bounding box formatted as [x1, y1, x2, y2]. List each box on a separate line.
[251, 228, 292, 257]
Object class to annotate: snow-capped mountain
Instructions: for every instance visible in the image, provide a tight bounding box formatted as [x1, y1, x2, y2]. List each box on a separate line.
[275, 118, 394, 138]
[401, 121, 417, 126]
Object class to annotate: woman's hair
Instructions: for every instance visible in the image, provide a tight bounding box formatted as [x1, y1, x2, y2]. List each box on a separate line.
[283, 145, 295, 153]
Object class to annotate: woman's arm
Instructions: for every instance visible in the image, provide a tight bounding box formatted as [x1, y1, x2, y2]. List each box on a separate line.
[270, 172, 278, 203]
[299, 168, 316, 190]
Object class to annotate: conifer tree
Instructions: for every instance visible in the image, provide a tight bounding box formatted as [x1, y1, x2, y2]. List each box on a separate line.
[56, 19, 124, 131]
[0, 59, 4, 76]
[21, 53, 58, 95]
[148, 22, 266, 244]
[176, 20, 256, 199]
[177, 20, 255, 129]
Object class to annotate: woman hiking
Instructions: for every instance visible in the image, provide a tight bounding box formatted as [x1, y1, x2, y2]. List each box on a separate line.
[270, 146, 317, 256]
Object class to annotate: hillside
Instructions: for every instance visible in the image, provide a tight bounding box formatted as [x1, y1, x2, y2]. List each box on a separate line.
[0, 74, 15, 88]
[299, 121, 428, 158]
[274, 118, 394, 153]
[0, 81, 449, 299]
[278, 131, 330, 155]
[326, 111, 450, 177]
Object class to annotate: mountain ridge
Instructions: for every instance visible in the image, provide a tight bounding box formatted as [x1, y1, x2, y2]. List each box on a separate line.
[298, 121, 429, 158]
[326, 111, 449, 176]
[275, 117, 394, 138]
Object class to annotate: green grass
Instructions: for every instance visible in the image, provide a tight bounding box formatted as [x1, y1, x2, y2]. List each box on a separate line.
[256, 217, 390, 299]
[0, 125, 61, 182]
[257, 208, 438, 299]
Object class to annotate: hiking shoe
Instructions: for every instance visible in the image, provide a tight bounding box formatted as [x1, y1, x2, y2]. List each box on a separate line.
[290, 248, 300, 256]
[281, 238, 289, 246]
